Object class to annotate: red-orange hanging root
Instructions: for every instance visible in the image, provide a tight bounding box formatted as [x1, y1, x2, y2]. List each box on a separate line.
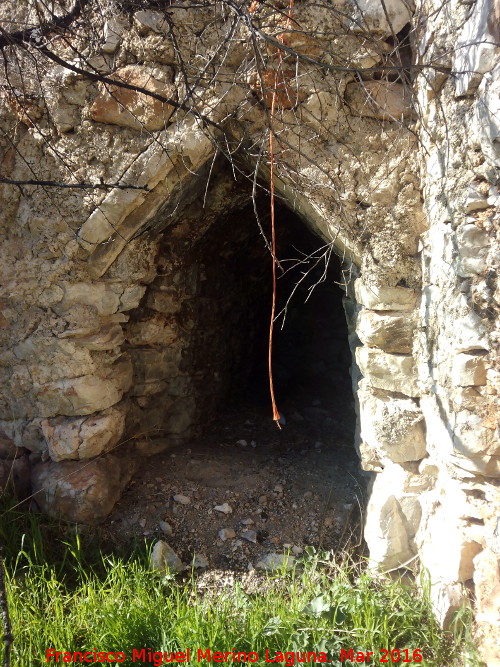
[268, 0, 295, 429]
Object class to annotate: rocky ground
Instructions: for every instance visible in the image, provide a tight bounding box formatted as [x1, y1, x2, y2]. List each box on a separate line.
[100, 393, 366, 572]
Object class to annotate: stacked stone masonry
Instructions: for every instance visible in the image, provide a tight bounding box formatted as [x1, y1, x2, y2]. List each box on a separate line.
[0, 0, 498, 662]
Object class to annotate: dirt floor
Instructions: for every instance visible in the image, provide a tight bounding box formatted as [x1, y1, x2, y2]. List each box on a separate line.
[101, 392, 367, 572]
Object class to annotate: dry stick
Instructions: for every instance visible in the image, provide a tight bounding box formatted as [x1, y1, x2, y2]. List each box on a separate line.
[268, 91, 281, 428]
[267, 0, 296, 428]
[0, 546, 13, 667]
[267, 0, 295, 428]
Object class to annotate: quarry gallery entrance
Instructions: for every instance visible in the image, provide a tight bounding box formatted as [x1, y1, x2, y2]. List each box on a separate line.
[98, 168, 363, 567]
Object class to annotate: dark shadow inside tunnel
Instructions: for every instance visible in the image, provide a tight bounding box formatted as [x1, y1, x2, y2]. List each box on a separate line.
[187, 198, 356, 444]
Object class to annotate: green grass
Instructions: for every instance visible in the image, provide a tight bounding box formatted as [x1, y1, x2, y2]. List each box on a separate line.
[0, 504, 480, 667]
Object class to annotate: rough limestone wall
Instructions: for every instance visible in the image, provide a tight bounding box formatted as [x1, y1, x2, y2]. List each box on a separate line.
[415, 0, 499, 658]
[0, 0, 498, 660]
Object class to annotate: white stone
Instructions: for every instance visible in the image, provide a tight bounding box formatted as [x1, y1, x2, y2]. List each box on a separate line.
[219, 528, 236, 541]
[102, 17, 127, 54]
[192, 554, 209, 569]
[351, 0, 412, 36]
[464, 185, 490, 213]
[35, 359, 132, 417]
[41, 403, 126, 462]
[358, 383, 426, 463]
[454, 0, 499, 96]
[354, 280, 417, 311]
[456, 223, 490, 277]
[173, 494, 190, 505]
[476, 64, 500, 167]
[365, 491, 415, 570]
[452, 353, 487, 386]
[133, 10, 168, 34]
[150, 540, 184, 573]
[356, 347, 419, 396]
[214, 503, 232, 514]
[356, 310, 414, 353]
[453, 411, 499, 457]
[255, 553, 295, 571]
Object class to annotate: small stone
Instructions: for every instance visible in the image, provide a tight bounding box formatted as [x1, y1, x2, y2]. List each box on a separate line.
[192, 554, 209, 569]
[303, 491, 313, 500]
[273, 484, 284, 493]
[236, 439, 247, 447]
[241, 529, 257, 543]
[292, 545, 303, 556]
[173, 494, 190, 505]
[255, 552, 296, 571]
[283, 543, 292, 549]
[219, 528, 236, 541]
[250, 440, 257, 448]
[259, 495, 268, 505]
[214, 503, 232, 514]
[150, 540, 184, 573]
[159, 521, 173, 535]
[241, 518, 254, 525]
[139, 517, 146, 528]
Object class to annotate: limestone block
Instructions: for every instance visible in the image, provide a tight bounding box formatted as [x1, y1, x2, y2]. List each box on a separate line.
[31, 455, 136, 522]
[345, 81, 412, 121]
[476, 64, 500, 167]
[351, 0, 412, 35]
[454, 0, 499, 96]
[58, 282, 122, 316]
[90, 65, 176, 131]
[474, 548, 500, 618]
[102, 17, 128, 54]
[133, 10, 168, 34]
[354, 279, 417, 311]
[59, 324, 125, 351]
[35, 357, 132, 417]
[365, 488, 415, 570]
[356, 310, 414, 353]
[359, 441, 384, 471]
[456, 223, 490, 277]
[119, 285, 146, 311]
[421, 505, 483, 584]
[451, 453, 500, 479]
[146, 289, 183, 314]
[464, 184, 490, 213]
[452, 353, 487, 386]
[453, 411, 499, 457]
[126, 314, 178, 346]
[356, 347, 419, 396]
[358, 383, 426, 462]
[150, 540, 184, 573]
[41, 402, 127, 462]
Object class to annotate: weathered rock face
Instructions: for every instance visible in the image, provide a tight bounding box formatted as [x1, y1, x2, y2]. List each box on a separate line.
[0, 0, 498, 662]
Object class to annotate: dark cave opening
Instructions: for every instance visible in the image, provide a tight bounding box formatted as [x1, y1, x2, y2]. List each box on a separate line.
[189, 199, 356, 444]
[114, 191, 362, 562]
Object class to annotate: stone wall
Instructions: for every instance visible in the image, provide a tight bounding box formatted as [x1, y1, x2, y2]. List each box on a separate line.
[0, 0, 498, 662]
